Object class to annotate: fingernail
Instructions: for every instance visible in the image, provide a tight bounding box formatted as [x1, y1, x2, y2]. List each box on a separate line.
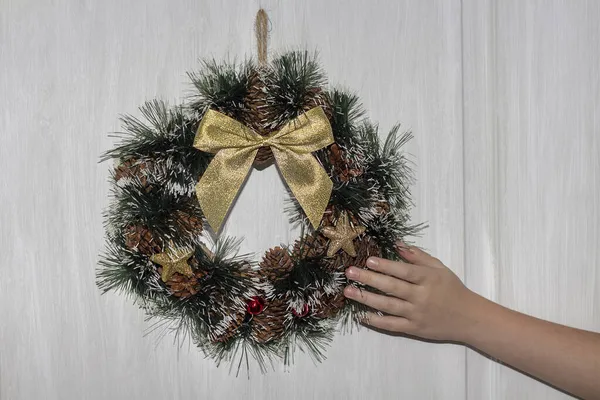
[344, 285, 358, 298]
[345, 267, 359, 279]
[366, 257, 379, 268]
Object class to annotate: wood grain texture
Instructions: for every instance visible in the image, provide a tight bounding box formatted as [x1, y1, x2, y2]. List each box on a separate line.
[0, 0, 597, 399]
[463, 1, 600, 399]
[0, 1, 464, 399]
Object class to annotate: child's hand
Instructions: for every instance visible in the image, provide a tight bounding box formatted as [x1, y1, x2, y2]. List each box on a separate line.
[343, 243, 477, 343]
[344, 242, 600, 399]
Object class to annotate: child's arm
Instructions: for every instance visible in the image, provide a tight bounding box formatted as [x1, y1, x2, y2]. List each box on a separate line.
[343, 244, 600, 400]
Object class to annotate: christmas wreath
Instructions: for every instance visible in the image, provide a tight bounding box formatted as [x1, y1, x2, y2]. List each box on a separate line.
[98, 14, 420, 372]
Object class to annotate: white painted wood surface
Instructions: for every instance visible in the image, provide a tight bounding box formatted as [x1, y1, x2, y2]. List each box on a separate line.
[463, 1, 600, 399]
[0, 1, 597, 399]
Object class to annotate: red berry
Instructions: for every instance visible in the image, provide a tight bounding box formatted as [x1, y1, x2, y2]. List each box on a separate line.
[246, 296, 265, 315]
[292, 303, 310, 318]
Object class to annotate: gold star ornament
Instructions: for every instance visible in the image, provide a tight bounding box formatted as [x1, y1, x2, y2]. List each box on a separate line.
[150, 245, 195, 282]
[322, 212, 366, 257]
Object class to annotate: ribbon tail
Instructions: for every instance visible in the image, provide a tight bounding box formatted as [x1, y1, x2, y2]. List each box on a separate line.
[195, 147, 258, 232]
[272, 149, 333, 229]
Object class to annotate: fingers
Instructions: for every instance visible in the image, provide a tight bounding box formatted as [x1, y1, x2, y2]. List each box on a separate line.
[344, 285, 412, 316]
[365, 257, 426, 284]
[362, 312, 412, 333]
[395, 241, 444, 268]
[345, 266, 416, 299]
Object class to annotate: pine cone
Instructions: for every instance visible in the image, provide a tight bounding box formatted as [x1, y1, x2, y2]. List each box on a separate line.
[243, 70, 278, 169]
[242, 70, 336, 169]
[251, 298, 288, 343]
[353, 236, 381, 267]
[243, 70, 273, 135]
[254, 146, 274, 169]
[257, 247, 295, 282]
[319, 205, 337, 227]
[328, 235, 380, 272]
[124, 224, 162, 255]
[162, 268, 208, 298]
[327, 144, 362, 182]
[312, 291, 346, 319]
[302, 87, 333, 122]
[210, 303, 247, 343]
[292, 233, 329, 260]
[374, 201, 391, 216]
[174, 210, 203, 236]
[114, 159, 149, 185]
[320, 206, 361, 228]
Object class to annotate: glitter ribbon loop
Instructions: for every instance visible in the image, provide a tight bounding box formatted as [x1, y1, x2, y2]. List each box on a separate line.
[193, 106, 334, 232]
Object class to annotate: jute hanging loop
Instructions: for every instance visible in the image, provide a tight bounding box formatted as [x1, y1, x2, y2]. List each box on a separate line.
[255, 9, 269, 66]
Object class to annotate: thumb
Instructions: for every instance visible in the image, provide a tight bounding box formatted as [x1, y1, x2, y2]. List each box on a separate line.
[395, 241, 444, 268]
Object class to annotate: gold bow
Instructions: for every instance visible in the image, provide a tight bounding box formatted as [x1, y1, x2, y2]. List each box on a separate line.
[193, 106, 334, 232]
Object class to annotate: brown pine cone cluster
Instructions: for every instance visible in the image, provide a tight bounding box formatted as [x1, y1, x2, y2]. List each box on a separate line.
[174, 210, 204, 237]
[243, 70, 275, 135]
[289, 226, 379, 272]
[255, 246, 295, 283]
[160, 267, 208, 298]
[114, 158, 149, 184]
[320, 206, 361, 227]
[210, 303, 247, 343]
[327, 143, 362, 182]
[124, 224, 163, 255]
[312, 292, 346, 319]
[328, 235, 380, 272]
[123, 211, 202, 255]
[251, 297, 289, 343]
[374, 200, 391, 216]
[301, 87, 334, 121]
[254, 147, 274, 169]
[244, 70, 276, 168]
[291, 233, 329, 259]
[238, 68, 336, 169]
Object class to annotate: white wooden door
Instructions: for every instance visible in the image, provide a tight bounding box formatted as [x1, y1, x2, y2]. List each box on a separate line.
[1, 1, 597, 399]
[463, 1, 600, 399]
